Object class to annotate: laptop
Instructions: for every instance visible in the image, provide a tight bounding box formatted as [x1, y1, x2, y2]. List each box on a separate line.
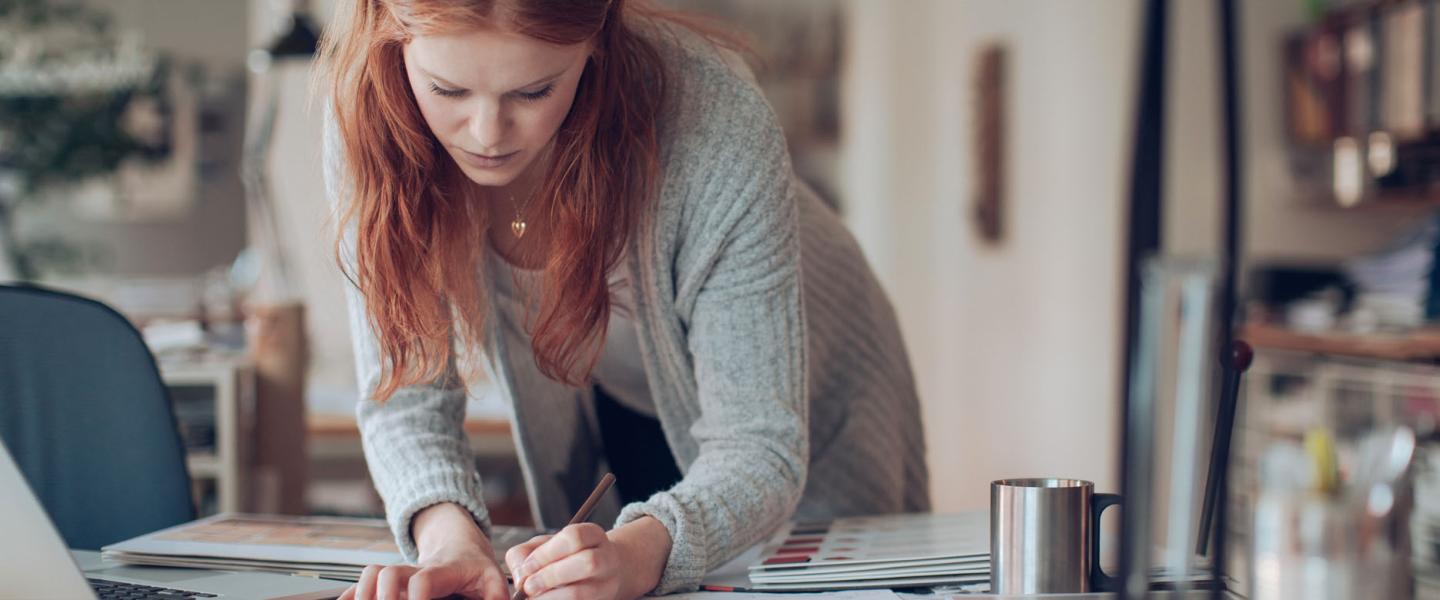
[0, 441, 349, 600]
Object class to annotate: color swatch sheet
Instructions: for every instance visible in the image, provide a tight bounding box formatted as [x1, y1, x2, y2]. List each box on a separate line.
[716, 511, 992, 592]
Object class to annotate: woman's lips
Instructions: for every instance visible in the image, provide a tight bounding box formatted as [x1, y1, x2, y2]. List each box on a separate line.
[459, 148, 520, 168]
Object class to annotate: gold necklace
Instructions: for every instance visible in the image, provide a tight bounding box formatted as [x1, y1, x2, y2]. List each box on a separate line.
[509, 193, 534, 239]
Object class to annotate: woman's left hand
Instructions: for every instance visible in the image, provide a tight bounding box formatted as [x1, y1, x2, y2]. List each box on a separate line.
[507, 518, 671, 600]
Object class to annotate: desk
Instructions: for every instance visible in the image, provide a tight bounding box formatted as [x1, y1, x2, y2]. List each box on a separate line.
[72, 549, 1238, 600]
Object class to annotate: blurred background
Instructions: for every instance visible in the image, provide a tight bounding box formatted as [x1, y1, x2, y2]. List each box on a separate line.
[5, 0, 1440, 592]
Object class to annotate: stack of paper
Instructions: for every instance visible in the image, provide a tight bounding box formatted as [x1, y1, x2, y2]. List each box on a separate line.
[102, 514, 538, 581]
[740, 512, 990, 592]
[1342, 216, 1438, 329]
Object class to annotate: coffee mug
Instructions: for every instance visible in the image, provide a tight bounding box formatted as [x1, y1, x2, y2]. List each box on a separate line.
[990, 478, 1122, 594]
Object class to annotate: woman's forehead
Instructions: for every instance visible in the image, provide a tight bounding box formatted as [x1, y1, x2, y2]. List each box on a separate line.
[406, 28, 587, 89]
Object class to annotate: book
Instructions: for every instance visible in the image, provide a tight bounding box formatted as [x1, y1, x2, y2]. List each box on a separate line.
[101, 513, 540, 582]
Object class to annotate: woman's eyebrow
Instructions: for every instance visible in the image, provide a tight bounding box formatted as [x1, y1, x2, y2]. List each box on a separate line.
[416, 66, 466, 89]
[417, 66, 566, 91]
[513, 69, 566, 90]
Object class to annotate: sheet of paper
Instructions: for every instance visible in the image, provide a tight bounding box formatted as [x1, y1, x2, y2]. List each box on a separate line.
[666, 591, 902, 600]
[751, 512, 989, 571]
[750, 556, 986, 579]
[751, 563, 989, 584]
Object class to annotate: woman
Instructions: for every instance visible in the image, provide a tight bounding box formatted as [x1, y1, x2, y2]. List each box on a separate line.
[320, 1, 928, 598]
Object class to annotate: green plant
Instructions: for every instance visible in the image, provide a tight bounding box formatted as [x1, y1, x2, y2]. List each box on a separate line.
[0, 0, 168, 279]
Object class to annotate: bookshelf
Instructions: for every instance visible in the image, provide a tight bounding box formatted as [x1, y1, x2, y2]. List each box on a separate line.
[158, 356, 254, 516]
[1282, 0, 1440, 208]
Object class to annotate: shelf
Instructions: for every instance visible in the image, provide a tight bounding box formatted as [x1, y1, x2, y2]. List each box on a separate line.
[1242, 322, 1440, 361]
[1297, 188, 1440, 210]
[159, 355, 252, 515]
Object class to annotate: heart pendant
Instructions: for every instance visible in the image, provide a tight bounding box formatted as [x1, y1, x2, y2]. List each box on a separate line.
[511, 219, 527, 239]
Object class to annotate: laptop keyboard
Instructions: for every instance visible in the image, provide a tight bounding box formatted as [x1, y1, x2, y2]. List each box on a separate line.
[87, 578, 218, 599]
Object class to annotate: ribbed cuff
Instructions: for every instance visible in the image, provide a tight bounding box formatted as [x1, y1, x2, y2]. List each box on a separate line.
[385, 471, 493, 563]
[615, 492, 707, 595]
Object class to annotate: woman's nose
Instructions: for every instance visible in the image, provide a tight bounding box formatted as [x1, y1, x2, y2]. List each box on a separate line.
[467, 101, 509, 152]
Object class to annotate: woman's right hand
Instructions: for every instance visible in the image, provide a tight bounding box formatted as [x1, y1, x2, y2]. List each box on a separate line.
[338, 502, 510, 600]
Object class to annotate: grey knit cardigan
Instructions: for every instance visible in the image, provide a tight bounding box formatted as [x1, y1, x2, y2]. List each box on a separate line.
[325, 23, 929, 595]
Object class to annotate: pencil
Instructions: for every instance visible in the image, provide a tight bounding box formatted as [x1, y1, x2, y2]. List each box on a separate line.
[510, 472, 616, 600]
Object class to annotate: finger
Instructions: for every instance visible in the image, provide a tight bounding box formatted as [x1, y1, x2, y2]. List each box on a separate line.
[376, 565, 414, 600]
[522, 549, 604, 598]
[481, 564, 510, 600]
[356, 565, 382, 600]
[338, 584, 357, 600]
[407, 567, 432, 600]
[505, 534, 552, 574]
[531, 585, 587, 600]
[517, 524, 605, 578]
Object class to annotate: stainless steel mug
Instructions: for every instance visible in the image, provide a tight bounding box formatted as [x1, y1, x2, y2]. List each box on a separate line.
[990, 478, 1122, 594]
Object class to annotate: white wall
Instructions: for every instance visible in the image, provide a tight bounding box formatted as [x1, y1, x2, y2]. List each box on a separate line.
[248, 0, 359, 407]
[842, 0, 1139, 511]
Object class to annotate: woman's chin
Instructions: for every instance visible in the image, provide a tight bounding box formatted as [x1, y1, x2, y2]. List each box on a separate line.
[455, 162, 521, 187]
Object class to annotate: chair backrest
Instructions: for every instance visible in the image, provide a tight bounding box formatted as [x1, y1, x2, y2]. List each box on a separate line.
[0, 284, 194, 550]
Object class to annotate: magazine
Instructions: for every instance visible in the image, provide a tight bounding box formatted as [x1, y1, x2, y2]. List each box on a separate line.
[102, 513, 540, 582]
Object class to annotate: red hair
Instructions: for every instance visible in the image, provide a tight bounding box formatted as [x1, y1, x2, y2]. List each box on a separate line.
[320, 0, 699, 402]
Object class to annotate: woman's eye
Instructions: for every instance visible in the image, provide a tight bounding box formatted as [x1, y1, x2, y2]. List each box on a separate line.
[428, 82, 466, 98]
[516, 85, 554, 102]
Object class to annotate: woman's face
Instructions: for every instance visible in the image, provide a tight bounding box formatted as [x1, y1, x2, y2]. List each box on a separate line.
[403, 27, 591, 189]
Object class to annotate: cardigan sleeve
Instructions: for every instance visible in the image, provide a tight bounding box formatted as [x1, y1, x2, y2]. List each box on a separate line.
[613, 69, 809, 594]
[324, 110, 493, 562]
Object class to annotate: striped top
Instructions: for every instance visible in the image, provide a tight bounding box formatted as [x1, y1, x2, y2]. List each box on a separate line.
[327, 20, 930, 595]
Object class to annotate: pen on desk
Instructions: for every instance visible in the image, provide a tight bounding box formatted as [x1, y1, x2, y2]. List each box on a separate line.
[510, 472, 616, 600]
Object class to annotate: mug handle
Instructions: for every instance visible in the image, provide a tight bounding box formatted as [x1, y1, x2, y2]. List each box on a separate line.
[1089, 493, 1123, 592]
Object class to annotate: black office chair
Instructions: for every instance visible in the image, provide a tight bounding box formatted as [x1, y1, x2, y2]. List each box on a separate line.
[0, 284, 195, 550]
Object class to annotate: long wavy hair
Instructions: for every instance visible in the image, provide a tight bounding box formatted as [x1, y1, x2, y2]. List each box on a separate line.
[320, 0, 711, 402]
